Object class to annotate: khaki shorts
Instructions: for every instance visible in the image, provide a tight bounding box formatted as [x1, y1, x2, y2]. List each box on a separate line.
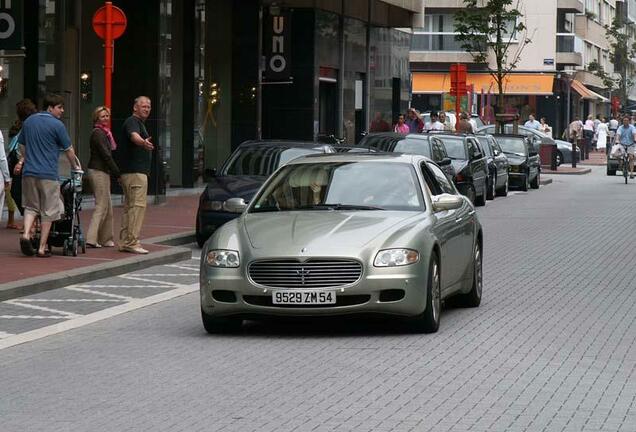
[22, 176, 64, 222]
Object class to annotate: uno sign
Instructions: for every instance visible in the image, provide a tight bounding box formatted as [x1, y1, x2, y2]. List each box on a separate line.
[0, 0, 23, 50]
[263, 9, 291, 82]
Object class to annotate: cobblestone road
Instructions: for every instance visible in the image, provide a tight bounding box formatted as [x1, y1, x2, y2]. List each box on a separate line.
[1, 167, 636, 432]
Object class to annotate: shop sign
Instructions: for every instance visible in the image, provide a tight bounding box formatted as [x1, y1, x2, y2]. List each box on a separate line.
[263, 8, 292, 83]
[0, 0, 22, 50]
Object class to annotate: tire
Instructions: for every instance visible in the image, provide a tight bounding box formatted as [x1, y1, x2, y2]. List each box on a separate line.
[201, 308, 243, 334]
[486, 174, 496, 200]
[72, 239, 78, 257]
[556, 151, 563, 167]
[63, 239, 70, 256]
[464, 184, 476, 204]
[457, 241, 482, 307]
[474, 183, 486, 206]
[530, 171, 540, 189]
[607, 167, 616, 176]
[520, 174, 529, 192]
[496, 177, 508, 197]
[408, 254, 441, 334]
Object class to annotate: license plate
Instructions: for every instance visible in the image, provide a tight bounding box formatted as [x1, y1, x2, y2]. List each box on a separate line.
[272, 290, 336, 305]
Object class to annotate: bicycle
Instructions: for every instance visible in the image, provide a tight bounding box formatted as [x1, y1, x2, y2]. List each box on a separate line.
[618, 142, 635, 184]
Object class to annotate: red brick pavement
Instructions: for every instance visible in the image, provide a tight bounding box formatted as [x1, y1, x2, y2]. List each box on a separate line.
[0, 194, 198, 285]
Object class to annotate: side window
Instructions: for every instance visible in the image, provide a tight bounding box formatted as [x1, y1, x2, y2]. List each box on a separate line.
[420, 162, 443, 196]
[427, 163, 456, 195]
[467, 139, 477, 158]
[431, 138, 446, 161]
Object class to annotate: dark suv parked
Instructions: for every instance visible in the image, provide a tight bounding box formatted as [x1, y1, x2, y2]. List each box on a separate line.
[433, 133, 489, 205]
[357, 132, 455, 180]
[492, 134, 540, 191]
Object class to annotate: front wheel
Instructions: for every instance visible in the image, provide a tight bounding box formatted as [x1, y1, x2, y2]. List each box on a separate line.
[496, 177, 508, 197]
[408, 254, 441, 333]
[530, 171, 540, 189]
[457, 242, 482, 307]
[486, 175, 496, 200]
[556, 151, 563, 167]
[474, 182, 486, 206]
[520, 174, 529, 192]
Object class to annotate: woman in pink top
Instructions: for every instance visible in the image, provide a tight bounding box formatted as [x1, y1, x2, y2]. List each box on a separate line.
[394, 114, 409, 135]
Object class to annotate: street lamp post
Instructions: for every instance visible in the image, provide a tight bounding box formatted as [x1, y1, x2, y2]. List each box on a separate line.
[561, 72, 576, 168]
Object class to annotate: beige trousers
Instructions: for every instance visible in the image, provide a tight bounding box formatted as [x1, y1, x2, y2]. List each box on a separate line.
[86, 169, 114, 246]
[119, 173, 148, 248]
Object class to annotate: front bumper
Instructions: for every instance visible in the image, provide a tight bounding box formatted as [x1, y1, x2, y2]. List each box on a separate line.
[507, 171, 527, 185]
[200, 266, 428, 319]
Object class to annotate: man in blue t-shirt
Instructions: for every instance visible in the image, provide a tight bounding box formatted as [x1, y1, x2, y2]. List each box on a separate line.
[614, 116, 636, 178]
[17, 94, 81, 257]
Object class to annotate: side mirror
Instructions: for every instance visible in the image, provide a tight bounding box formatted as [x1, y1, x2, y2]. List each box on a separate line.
[438, 157, 452, 166]
[204, 168, 217, 181]
[432, 193, 464, 211]
[223, 197, 247, 213]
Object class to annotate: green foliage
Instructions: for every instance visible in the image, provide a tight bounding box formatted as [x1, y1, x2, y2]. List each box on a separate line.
[604, 17, 636, 103]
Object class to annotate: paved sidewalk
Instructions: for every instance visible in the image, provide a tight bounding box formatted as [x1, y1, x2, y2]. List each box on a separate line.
[0, 193, 200, 301]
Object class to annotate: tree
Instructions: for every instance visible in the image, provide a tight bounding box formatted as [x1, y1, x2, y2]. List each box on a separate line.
[455, 0, 533, 131]
[604, 17, 636, 107]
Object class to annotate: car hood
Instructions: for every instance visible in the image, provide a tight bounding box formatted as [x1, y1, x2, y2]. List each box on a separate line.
[204, 175, 265, 202]
[243, 211, 422, 250]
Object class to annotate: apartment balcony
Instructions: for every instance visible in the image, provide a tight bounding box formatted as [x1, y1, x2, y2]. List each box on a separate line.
[423, 0, 465, 8]
[556, 33, 583, 66]
[574, 15, 609, 49]
[557, 0, 584, 13]
[410, 32, 476, 63]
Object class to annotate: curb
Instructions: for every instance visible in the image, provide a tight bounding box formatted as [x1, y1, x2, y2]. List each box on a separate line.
[540, 168, 591, 175]
[0, 231, 196, 302]
[539, 177, 553, 185]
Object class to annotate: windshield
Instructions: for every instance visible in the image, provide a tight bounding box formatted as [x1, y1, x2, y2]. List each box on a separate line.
[251, 162, 424, 212]
[394, 138, 431, 157]
[438, 137, 467, 159]
[496, 137, 527, 155]
[222, 146, 322, 176]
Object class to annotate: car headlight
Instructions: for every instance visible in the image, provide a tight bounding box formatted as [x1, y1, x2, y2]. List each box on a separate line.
[374, 249, 419, 267]
[206, 250, 240, 267]
[200, 200, 223, 211]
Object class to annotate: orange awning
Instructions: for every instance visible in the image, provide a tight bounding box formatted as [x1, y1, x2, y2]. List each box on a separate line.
[570, 79, 599, 100]
[412, 72, 554, 95]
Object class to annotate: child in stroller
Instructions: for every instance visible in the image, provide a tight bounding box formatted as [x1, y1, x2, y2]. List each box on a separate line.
[31, 168, 87, 256]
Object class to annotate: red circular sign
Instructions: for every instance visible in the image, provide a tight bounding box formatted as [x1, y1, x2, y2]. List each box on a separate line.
[92, 5, 127, 40]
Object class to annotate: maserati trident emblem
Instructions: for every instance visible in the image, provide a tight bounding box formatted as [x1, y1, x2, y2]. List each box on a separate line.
[296, 267, 311, 285]
[301, 247, 307, 253]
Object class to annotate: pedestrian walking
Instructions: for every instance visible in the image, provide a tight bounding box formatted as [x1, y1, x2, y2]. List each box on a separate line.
[583, 115, 595, 156]
[18, 94, 81, 257]
[456, 112, 473, 133]
[524, 114, 541, 130]
[369, 112, 390, 132]
[0, 130, 10, 224]
[539, 117, 552, 138]
[118, 96, 154, 254]
[405, 108, 424, 133]
[614, 116, 636, 178]
[7, 99, 38, 228]
[86, 106, 120, 249]
[596, 117, 609, 152]
[394, 114, 409, 135]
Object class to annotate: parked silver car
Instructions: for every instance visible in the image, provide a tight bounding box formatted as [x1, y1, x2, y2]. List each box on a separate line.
[200, 153, 483, 334]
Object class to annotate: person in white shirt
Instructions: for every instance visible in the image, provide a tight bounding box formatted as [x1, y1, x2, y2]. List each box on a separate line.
[539, 117, 552, 138]
[524, 114, 541, 130]
[583, 115, 595, 155]
[0, 130, 10, 225]
[596, 117, 609, 152]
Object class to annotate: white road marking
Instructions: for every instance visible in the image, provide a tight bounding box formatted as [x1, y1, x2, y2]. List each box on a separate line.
[16, 299, 122, 303]
[119, 275, 183, 287]
[5, 300, 80, 319]
[0, 315, 69, 320]
[65, 287, 133, 301]
[74, 285, 170, 288]
[0, 283, 198, 350]
[129, 273, 198, 277]
[0, 331, 14, 339]
[165, 264, 199, 271]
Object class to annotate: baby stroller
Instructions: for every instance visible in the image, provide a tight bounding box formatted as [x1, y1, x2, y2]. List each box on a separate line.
[32, 169, 87, 256]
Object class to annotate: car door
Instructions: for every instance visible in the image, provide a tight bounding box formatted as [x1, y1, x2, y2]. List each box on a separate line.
[421, 162, 473, 292]
[526, 139, 540, 180]
[430, 137, 454, 180]
[489, 137, 509, 187]
[467, 138, 488, 193]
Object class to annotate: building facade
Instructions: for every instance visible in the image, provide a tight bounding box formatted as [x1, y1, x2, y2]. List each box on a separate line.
[0, 0, 420, 193]
[409, 0, 626, 136]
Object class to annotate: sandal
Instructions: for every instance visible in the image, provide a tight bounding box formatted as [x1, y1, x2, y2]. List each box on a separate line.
[36, 250, 52, 258]
[102, 240, 116, 247]
[87, 243, 102, 248]
[20, 237, 35, 257]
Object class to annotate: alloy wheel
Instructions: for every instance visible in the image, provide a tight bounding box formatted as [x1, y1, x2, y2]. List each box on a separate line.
[431, 261, 441, 325]
[474, 246, 482, 300]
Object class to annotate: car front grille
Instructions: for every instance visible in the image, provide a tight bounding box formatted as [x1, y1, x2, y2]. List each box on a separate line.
[248, 259, 363, 288]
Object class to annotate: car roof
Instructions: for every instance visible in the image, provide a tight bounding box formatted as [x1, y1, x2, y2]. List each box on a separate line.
[238, 139, 329, 149]
[491, 133, 527, 139]
[285, 151, 430, 165]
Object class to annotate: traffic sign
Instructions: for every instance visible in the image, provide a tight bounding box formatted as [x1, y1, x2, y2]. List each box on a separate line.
[92, 4, 127, 40]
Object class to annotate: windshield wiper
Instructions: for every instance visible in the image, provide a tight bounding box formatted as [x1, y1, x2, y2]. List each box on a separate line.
[295, 203, 384, 211]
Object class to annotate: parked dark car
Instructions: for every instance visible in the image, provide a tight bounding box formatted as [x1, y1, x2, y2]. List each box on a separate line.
[434, 133, 489, 206]
[475, 134, 510, 198]
[492, 134, 540, 191]
[196, 140, 334, 247]
[357, 132, 455, 180]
